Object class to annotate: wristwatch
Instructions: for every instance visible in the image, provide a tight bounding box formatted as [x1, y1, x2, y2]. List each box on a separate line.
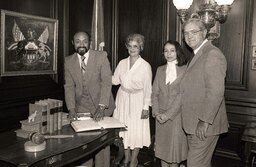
[99, 105, 106, 110]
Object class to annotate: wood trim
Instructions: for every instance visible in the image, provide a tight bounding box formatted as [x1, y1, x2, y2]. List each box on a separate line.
[111, 0, 118, 71]
[226, 97, 256, 109]
[162, 0, 170, 45]
[215, 122, 245, 161]
[63, 0, 69, 58]
[50, 0, 58, 83]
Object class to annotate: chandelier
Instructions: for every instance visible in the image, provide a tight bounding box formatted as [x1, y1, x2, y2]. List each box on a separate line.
[173, 0, 235, 39]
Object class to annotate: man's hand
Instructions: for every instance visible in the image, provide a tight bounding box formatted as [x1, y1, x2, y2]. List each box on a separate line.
[69, 108, 77, 121]
[156, 113, 168, 124]
[141, 109, 149, 119]
[196, 120, 209, 141]
[93, 105, 105, 121]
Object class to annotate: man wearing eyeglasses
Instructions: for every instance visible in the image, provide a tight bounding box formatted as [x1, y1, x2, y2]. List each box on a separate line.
[180, 18, 229, 167]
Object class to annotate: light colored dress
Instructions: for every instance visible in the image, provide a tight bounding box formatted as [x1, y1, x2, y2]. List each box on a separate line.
[112, 56, 152, 149]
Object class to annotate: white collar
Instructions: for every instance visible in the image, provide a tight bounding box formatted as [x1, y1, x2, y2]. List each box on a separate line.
[167, 60, 177, 65]
[194, 39, 208, 54]
[77, 50, 89, 66]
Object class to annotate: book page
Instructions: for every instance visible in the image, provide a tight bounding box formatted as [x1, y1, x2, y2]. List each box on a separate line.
[71, 117, 126, 132]
[97, 117, 126, 129]
[71, 119, 102, 132]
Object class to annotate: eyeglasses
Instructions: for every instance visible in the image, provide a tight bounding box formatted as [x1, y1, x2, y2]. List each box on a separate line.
[126, 44, 140, 50]
[184, 29, 202, 37]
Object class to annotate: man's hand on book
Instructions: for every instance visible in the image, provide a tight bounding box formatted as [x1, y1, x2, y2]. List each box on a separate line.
[69, 109, 77, 121]
[93, 105, 105, 121]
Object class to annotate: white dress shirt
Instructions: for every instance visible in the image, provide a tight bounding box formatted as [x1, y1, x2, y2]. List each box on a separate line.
[77, 51, 89, 68]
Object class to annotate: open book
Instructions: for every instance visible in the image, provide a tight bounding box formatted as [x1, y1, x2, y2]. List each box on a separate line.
[71, 117, 127, 132]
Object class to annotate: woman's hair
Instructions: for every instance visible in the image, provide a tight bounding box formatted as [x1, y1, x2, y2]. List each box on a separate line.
[162, 40, 189, 66]
[125, 33, 145, 51]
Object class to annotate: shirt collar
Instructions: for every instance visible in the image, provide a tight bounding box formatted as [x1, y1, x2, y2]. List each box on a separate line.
[77, 50, 90, 66]
[167, 60, 177, 65]
[194, 39, 208, 54]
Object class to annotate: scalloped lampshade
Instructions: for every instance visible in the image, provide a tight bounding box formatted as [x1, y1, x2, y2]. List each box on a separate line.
[173, 0, 193, 9]
[215, 0, 234, 5]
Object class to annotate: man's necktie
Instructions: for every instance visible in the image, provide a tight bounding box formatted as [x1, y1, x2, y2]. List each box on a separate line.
[187, 52, 194, 67]
[81, 56, 86, 73]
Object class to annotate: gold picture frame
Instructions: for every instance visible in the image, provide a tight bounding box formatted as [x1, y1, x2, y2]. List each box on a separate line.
[252, 59, 256, 70]
[1, 10, 58, 76]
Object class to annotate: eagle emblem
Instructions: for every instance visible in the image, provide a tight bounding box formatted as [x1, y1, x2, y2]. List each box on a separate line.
[6, 20, 52, 71]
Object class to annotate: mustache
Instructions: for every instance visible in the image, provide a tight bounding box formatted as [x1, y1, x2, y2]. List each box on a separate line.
[76, 46, 88, 55]
[77, 46, 88, 51]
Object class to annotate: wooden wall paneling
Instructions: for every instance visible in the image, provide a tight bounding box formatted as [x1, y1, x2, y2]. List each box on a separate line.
[117, 0, 140, 62]
[117, 0, 166, 76]
[215, 121, 244, 160]
[111, 0, 119, 71]
[68, 0, 93, 55]
[103, 0, 114, 68]
[212, 122, 244, 167]
[214, 0, 253, 90]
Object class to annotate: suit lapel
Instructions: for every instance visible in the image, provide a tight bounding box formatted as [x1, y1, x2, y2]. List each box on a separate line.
[86, 50, 95, 82]
[70, 53, 83, 88]
[185, 41, 211, 75]
[168, 65, 185, 86]
[160, 65, 168, 93]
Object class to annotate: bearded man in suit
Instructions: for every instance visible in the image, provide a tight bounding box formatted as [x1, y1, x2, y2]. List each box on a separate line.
[180, 18, 229, 167]
[64, 31, 115, 167]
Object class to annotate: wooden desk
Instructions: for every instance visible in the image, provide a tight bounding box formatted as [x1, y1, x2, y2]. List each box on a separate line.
[0, 125, 124, 167]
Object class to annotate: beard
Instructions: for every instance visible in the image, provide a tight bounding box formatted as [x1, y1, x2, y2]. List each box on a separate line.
[76, 46, 88, 55]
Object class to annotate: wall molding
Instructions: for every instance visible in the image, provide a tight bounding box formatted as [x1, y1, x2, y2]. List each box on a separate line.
[111, 0, 118, 71]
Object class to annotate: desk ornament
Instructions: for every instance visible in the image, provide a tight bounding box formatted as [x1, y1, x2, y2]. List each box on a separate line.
[24, 132, 74, 152]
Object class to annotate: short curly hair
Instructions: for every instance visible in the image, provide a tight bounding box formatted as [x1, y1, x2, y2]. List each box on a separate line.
[125, 33, 145, 51]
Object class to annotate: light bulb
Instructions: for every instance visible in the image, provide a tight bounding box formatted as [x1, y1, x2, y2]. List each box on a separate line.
[215, 0, 234, 6]
[173, 0, 193, 9]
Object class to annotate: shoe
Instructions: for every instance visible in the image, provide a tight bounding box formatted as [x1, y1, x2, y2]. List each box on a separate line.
[120, 162, 129, 167]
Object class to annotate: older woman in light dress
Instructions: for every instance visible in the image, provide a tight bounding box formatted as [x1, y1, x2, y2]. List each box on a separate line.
[112, 33, 152, 167]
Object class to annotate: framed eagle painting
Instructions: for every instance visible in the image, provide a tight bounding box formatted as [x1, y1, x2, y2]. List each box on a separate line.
[0, 10, 58, 76]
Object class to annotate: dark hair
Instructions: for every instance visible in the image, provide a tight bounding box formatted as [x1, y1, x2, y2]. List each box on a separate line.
[162, 40, 188, 66]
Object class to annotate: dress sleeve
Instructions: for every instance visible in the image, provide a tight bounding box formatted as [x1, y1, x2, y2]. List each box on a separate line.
[151, 68, 160, 117]
[143, 64, 152, 110]
[112, 61, 121, 85]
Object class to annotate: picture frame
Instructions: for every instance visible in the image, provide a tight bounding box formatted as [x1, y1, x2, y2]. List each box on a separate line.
[252, 45, 256, 58]
[252, 58, 256, 70]
[1, 10, 58, 76]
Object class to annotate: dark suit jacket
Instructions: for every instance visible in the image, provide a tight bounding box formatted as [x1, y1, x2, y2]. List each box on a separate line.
[180, 41, 229, 135]
[152, 64, 186, 120]
[64, 50, 115, 116]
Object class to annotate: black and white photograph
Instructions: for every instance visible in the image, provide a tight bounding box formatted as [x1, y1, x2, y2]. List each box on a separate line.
[0, 0, 255, 167]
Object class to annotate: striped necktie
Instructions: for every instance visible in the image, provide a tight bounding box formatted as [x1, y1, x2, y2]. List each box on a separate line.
[81, 56, 86, 73]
